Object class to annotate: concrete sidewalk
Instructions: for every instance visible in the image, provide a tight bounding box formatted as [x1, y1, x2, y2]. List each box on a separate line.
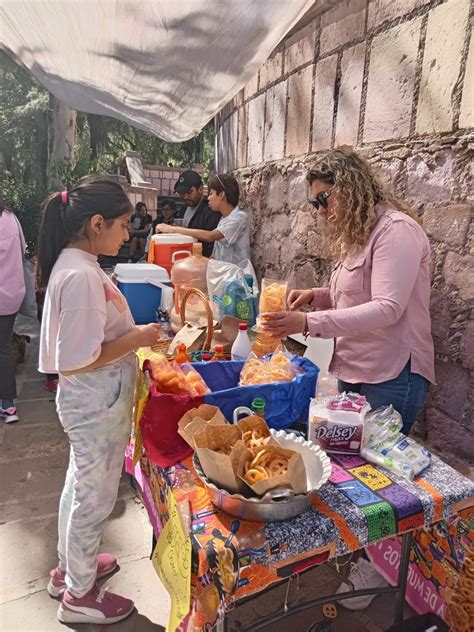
[1, 317, 406, 632]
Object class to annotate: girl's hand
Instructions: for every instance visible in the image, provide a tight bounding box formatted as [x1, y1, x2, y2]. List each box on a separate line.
[260, 311, 307, 338]
[135, 323, 162, 348]
[156, 223, 175, 234]
[287, 289, 314, 310]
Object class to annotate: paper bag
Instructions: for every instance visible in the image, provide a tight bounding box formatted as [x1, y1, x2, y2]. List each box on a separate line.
[194, 425, 251, 494]
[178, 404, 227, 449]
[239, 444, 307, 496]
[236, 415, 280, 449]
[169, 323, 207, 354]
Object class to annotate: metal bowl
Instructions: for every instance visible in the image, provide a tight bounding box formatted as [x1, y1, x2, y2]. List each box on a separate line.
[193, 430, 332, 522]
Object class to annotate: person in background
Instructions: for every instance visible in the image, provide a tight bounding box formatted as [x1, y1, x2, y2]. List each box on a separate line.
[128, 201, 152, 260]
[0, 203, 25, 423]
[261, 148, 435, 609]
[144, 199, 177, 259]
[169, 170, 221, 257]
[36, 176, 161, 625]
[156, 173, 250, 265]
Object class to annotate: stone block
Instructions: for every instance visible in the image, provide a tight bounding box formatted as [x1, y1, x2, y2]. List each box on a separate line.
[288, 167, 309, 207]
[219, 112, 238, 172]
[425, 406, 472, 460]
[286, 65, 313, 157]
[260, 52, 283, 89]
[364, 18, 421, 143]
[423, 205, 472, 248]
[244, 71, 259, 101]
[266, 171, 286, 212]
[335, 43, 366, 147]
[285, 30, 315, 74]
[247, 93, 265, 166]
[312, 54, 337, 152]
[460, 320, 474, 369]
[430, 289, 452, 356]
[320, 0, 366, 56]
[368, 0, 430, 30]
[430, 359, 470, 422]
[375, 158, 403, 193]
[443, 251, 474, 303]
[264, 80, 287, 162]
[416, 0, 470, 135]
[406, 150, 454, 203]
[459, 34, 474, 129]
[237, 105, 248, 168]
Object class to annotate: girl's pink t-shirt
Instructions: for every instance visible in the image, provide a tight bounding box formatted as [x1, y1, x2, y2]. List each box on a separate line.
[39, 248, 135, 373]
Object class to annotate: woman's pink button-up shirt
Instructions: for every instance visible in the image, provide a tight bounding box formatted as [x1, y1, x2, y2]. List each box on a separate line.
[307, 207, 435, 385]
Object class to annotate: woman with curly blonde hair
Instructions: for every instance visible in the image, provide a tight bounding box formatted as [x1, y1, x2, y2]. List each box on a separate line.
[262, 147, 435, 436]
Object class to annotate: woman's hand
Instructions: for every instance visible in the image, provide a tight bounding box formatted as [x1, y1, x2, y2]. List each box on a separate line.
[155, 223, 175, 234]
[135, 323, 162, 348]
[260, 311, 307, 338]
[287, 289, 314, 310]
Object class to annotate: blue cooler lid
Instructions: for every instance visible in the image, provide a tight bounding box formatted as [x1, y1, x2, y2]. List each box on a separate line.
[114, 263, 170, 284]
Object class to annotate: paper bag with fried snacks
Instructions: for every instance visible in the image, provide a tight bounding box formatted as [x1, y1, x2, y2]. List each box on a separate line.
[239, 444, 307, 496]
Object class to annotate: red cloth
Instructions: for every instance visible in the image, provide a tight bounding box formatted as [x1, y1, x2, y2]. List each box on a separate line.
[140, 384, 200, 467]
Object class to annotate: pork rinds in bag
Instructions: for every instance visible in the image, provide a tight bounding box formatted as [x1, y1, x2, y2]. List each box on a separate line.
[239, 444, 307, 496]
[259, 279, 288, 313]
[236, 415, 278, 450]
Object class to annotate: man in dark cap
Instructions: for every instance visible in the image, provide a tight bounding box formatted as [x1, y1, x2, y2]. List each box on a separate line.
[173, 170, 221, 257]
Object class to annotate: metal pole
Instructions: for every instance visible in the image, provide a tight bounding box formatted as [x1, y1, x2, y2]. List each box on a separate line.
[393, 530, 413, 625]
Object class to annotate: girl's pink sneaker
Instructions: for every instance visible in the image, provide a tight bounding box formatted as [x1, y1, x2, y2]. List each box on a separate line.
[48, 553, 118, 597]
[58, 584, 134, 625]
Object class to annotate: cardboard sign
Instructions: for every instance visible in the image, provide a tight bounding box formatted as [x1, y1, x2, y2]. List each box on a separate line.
[152, 488, 191, 632]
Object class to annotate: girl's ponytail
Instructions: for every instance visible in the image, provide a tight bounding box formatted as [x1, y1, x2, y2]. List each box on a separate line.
[37, 192, 70, 288]
[36, 175, 132, 288]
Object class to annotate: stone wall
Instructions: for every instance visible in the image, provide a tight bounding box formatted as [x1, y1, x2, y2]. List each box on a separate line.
[215, 0, 473, 460]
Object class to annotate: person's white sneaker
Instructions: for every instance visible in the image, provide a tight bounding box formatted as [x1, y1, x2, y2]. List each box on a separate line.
[336, 557, 388, 610]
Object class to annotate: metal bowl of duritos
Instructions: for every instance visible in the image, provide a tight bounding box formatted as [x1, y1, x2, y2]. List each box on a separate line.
[193, 430, 332, 522]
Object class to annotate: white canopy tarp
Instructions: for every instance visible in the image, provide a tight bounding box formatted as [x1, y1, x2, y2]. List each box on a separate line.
[2, 0, 313, 142]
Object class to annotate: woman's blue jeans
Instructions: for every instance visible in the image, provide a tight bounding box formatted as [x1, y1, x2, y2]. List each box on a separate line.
[338, 360, 430, 435]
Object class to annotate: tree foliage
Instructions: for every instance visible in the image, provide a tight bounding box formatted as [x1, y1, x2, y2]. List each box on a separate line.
[0, 51, 214, 250]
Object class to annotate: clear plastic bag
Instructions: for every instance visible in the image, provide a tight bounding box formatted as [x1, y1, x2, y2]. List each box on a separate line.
[207, 259, 258, 325]
[239, 344, 297, 386]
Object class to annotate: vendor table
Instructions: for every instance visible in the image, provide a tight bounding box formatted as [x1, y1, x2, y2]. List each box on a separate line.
[125, 442, 474, 632]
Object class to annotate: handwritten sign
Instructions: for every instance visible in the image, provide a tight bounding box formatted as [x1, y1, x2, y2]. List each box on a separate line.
[132, 370, 149, 467]
[152, 488, 191, 632]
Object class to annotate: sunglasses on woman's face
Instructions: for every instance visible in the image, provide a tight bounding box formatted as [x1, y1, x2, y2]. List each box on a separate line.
[309, 186, 335, 210]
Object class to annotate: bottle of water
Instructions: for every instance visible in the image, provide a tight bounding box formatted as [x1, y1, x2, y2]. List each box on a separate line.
[231, 323, 252, 361]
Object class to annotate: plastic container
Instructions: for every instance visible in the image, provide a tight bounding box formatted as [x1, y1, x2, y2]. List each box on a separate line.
[115, 263, 171, 324]
[148, 234, 196, 274]
[231, 323, 252, 361]
[170, 242, 209, 331]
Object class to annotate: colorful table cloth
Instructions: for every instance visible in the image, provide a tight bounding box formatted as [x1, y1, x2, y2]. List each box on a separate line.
[126, 444, 474, 632]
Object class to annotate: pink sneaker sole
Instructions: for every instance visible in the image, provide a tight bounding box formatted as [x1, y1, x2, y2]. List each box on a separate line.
[57, 602, 134, 625]
[47, 559, 118, 598]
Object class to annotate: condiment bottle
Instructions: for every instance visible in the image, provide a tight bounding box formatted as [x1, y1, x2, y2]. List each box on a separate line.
[211, 345, 225, 361]
[251, 398, 266, 418]
[175, 343, 191, 363]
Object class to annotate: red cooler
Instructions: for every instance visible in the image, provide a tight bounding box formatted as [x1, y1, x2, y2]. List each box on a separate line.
[148, 234, 196, 274]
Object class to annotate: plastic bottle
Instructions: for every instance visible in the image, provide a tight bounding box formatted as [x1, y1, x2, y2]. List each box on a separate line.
[251, 398, 266, 417]
[211, 345, 225, 361]
[231, 323, 252, 361]
[201, 353, 212, 362]
[175, 343, 191, 363]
